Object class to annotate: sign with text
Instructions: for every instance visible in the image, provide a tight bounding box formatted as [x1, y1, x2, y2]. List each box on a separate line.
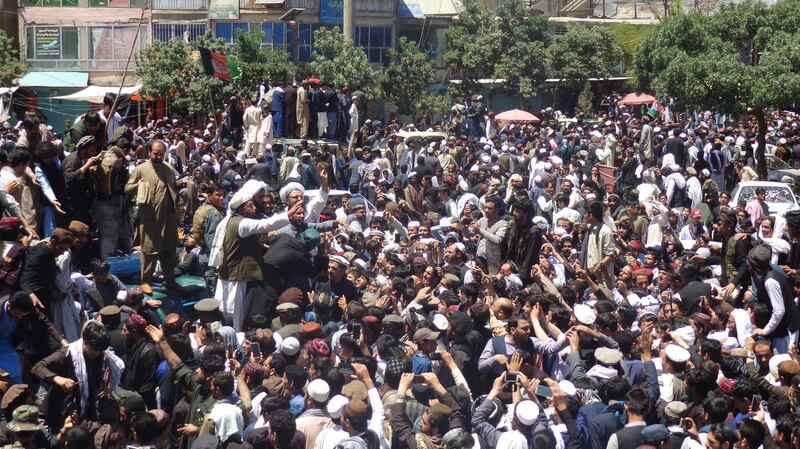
[35, 27, 61, 59]
[209, 0, 239, 19]
[320, 0, 343, 24]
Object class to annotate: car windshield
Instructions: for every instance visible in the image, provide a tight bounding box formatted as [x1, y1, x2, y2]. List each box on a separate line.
[767, 156, 791, 170]
[738, 185, 795, 204]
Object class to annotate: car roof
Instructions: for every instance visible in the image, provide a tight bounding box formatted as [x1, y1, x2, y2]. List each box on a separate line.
[734, 181, 792, 188]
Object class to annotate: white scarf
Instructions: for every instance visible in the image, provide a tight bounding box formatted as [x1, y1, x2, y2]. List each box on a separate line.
[67, 339, 124, 415]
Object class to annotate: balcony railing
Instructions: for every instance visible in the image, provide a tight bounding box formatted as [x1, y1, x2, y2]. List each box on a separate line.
[153, 0, 207, 9]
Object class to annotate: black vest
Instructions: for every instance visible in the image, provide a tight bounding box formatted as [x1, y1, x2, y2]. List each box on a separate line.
[756, 269, 800, 338]
[613, 424, 646, 449]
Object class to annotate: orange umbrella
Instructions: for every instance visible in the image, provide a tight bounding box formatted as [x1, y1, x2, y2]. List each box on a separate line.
[495, 109, 541, 124]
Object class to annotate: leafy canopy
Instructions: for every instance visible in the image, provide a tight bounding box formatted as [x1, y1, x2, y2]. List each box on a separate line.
[634, 0, 800, 176]
[548, 24, 623, 86]
[379, 37, 436, 117]
[310, 27, 377, 92]
[0, 30, 25, 86]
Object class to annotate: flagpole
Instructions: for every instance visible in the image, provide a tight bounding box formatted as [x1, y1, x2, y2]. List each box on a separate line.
[108, 0, 148, 126]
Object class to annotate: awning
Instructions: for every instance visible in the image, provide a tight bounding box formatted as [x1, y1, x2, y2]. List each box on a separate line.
[18, 71, 88, 88]
[53, 84, 142, 103]
[399, 0, 462, 18]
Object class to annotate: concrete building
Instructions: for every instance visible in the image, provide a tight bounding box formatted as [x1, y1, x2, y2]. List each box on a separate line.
[16, 0, 464, 82]
[0, 0, 19, 44]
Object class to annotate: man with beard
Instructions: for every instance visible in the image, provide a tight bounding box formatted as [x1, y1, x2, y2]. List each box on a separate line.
[500, 199, 541, 285]
[125, 140, 178, 295]
[211, 181, 296, 329]
[747, 245, 800, 353]
[119, 314, 159, 409]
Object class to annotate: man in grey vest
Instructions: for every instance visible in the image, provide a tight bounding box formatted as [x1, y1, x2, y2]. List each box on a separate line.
[748, 245, 800, 353]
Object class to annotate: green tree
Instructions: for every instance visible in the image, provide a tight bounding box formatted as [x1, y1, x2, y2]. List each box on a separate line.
[548, 24, 623, 88]
[492, 0, 549, 104]
[229, 30, 296, 99]
[0, 30, 25, 86]
[444, 0, 500, 96]
[634, 0, 800, 178]
[310, 27, 377, 91]
[379, 37, 435, 117]
[135, 32, 230, 119]
[445, 0, 550, 102]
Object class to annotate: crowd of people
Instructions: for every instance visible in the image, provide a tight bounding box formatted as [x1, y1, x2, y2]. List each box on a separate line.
[0, 82, 798, 449]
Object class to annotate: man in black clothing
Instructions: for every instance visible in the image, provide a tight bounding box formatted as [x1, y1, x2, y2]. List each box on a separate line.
[120, 314, 159, 410]
[500, 199, 541, 285]
[663, 130, 685, 167]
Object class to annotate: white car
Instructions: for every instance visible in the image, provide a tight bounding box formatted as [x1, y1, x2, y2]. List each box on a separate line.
[730, 181, 799, 216]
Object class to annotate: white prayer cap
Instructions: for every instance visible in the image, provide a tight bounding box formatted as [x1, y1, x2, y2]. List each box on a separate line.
[307, 379, 330, 403]
[326, 395, 349, 418]
[280, 337, 301, 356]
[664, 344, 690, 363]
[701, 168, 710, 177]
[558, 380, 577, 397]
[780, 138, 787, 145]
[202, 154, 211, 163]
[408, 221, 420, 228]
[432, 313, 449, 331]
[573, 304, 596, 325]
[514, 400, 539, 426]
[453, 242, 466, 253]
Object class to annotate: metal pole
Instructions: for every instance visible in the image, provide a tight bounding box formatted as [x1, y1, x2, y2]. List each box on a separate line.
[108, 0, 148, 122]
[343, 0, 355, 42]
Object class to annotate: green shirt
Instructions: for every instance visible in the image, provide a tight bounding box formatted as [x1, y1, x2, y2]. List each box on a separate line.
[173, 363, 216, 449]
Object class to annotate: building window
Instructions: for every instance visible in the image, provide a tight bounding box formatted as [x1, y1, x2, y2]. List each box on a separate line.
[153, 23, 207, 42]
[26, 26, 79, 62]
[89, 25, 145, 69]
[23, 0, 77, 6]
[214, 22, 250, 45]
[288, 23, 317, 63]
[555, 26, 568, 36]
[260, 22, 286, 50]
[356, 26, 391, 65]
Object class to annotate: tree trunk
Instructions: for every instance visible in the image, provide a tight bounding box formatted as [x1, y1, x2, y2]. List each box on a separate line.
[753, 109, 768, 179]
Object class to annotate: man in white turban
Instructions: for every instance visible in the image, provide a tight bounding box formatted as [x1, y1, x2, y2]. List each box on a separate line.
[209, 180, 301, 328]
[279, 164, 330, 223]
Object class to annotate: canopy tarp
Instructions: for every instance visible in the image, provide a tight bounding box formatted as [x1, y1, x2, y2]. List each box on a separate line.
[18, 71, 88, 88]
[618, 92, 655, 105]
[53, 84, 142, 103]
[495, 109, 541, 124]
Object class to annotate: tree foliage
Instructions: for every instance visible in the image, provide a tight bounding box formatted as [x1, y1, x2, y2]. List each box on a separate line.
[548, 25, 623, 87]
[379, 37, 435, 117]
[634, 0, 800, 177]
[444, 0, 503, 95]
[0, 30, 25, 86]
[229, 30, 296, 100]
[492, 0, 549, 102]
[310, 27, 377, 91]
[135, 32, 230, 118]
[444, 0, 549, 101]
